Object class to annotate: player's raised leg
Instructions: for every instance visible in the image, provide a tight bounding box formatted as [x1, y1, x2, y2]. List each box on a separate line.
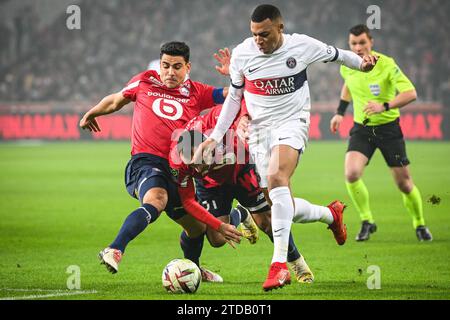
[292, 197, 347, 245]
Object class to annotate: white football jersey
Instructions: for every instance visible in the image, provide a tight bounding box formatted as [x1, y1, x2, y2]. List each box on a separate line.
[230, 33, 339, 127]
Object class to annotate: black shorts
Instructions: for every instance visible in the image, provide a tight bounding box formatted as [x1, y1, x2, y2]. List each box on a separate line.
[124, 153, 186, 220]
[347, 118, 410, 167]
[195, 164, 270, 218]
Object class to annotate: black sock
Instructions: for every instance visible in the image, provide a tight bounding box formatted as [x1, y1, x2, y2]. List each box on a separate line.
[180, 230, 205, 267]
[287, 232, 301, 262]
[230, 206, 249, 227]
[110, 203, 159, 253]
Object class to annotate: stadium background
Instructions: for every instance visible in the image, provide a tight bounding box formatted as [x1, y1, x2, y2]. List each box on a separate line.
[0, 0, 449, 140]
[1, 0, 449, 301]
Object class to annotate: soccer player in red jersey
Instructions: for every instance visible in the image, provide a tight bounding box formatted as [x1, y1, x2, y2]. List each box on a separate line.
[79, 42, 241, 278]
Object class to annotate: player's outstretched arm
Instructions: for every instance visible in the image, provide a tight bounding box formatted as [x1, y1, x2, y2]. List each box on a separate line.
[80, 92, 131, 132]
[333, 48, 378, 72]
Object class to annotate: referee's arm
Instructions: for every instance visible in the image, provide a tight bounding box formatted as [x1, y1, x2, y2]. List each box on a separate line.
[330, 84, 352, 134]
[385, 89, 417, 110]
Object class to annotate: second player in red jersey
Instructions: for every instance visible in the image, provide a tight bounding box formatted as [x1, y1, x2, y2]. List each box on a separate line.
[169, 104, 316, 283]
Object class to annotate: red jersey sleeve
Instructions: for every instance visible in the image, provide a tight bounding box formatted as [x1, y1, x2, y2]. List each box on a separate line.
[178, 179, 223, 231]
[121, 71, 148, 101]
[194, 82, 216, 112]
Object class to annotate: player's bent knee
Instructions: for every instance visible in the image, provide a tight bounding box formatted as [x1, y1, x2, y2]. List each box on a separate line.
[142, 188, 168, 212]
[206, 229, 226, 248]
[177, 216, 206, 238]
[397, 180, 414, 194]
[345, 170, 362, 183]
[267, 175, 289, 189]
[208, 239, 226, 248]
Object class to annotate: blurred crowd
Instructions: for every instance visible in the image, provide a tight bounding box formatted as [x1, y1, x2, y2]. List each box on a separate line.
[0, 0, 448, 103]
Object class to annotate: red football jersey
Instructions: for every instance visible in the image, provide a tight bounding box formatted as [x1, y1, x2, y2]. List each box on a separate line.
[169, 105, 249, 188]
[168, 105, 248, 230]
[121, 70, 217, 158]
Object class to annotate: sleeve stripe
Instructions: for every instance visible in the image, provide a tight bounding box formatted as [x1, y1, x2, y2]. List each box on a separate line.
[330, 46, 339, 62]
[231, 81, 245, 89]
[121, 80, 140, 92]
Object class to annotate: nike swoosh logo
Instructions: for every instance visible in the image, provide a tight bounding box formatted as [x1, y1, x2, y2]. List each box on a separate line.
[278, 271, 289, 284]
[248, 66, 262, 73]
[278, 137, 290, 141]
[274, 228, 285, 233]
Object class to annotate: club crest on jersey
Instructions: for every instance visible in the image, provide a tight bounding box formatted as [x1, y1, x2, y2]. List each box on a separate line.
[369, 84, 381, 96]
[179, 86, 190, 97]
[286, 57, 297, 69]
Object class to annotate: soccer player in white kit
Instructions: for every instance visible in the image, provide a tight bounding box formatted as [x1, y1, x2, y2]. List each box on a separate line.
[195, 4, 378, 291]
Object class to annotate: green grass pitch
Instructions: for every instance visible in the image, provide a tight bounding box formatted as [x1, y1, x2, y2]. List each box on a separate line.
[0, 141, 449, 300]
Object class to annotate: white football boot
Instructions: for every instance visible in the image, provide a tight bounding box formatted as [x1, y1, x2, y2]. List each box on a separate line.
[200, 267, 223, 283]
[288, 256, 314, 283]
[98, 247, 122, 274]
[237, 205, 259, 244]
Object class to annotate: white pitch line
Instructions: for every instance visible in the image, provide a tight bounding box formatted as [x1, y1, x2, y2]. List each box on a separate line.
[1, 288, 69, 292]
[0, 290, 98, 300]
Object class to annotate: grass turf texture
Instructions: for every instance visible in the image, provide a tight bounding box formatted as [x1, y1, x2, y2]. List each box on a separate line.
[0, 141, 449, 300]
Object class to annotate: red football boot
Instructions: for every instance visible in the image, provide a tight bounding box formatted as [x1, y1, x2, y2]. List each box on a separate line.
[262, 262, 291, 291]
[327, 200, 347, 245]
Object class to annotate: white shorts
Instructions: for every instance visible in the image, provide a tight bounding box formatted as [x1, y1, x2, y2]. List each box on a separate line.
[248, 118, 310, 188]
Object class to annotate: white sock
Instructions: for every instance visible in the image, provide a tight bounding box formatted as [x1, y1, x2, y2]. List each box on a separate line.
[269, 187, 294, 264]
[293, 198, 334, 225]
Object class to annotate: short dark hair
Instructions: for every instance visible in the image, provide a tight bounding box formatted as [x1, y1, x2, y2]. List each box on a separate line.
[177, 130, 205, 161]
[251, 4, 282, 23]
[349, 24, 372, 39]
[160, 41, 190, 62]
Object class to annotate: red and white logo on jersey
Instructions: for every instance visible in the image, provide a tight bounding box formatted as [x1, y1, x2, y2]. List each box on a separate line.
[245, 70, 307, 96]
[152, 98, 183, 120]
[148, 76, 164, 87]
[179, 86, 190, 97]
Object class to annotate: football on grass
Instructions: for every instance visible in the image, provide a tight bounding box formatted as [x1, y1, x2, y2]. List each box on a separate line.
[162, 258, 201, 293]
